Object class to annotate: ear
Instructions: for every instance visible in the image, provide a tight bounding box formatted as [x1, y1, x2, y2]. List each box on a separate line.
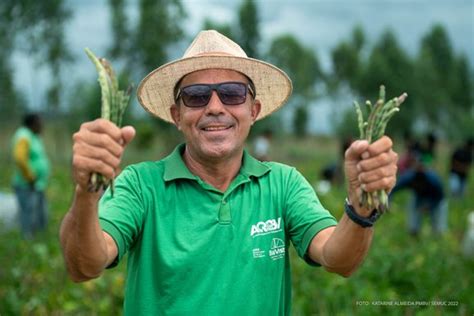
[170, 104, 182, 130]
[250, 100, 262, 124]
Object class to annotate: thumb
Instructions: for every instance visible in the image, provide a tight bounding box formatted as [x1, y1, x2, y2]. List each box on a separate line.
[121, 125, 136, 146]
[345, 139, 369, 162]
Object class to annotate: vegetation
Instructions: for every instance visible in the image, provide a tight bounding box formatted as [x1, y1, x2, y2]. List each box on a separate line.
[0, 132, 472, 315]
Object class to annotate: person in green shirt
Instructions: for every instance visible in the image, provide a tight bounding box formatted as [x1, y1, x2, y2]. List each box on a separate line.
[12, 113, 50, 239]
[60, 30, 399, 315]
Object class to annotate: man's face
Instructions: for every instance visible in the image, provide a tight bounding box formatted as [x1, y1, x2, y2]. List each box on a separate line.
[170, 69, 261, 161]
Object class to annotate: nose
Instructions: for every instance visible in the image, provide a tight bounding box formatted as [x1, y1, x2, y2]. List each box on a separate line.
[204, 91, 226, 115]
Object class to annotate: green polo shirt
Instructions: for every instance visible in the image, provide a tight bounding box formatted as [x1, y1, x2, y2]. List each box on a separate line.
[99, 144, 337, 315]
[11, 127, 50, 191]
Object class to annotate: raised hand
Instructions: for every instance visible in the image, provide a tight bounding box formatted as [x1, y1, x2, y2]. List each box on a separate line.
[71, 119, 135, 194]
[343, 136, 398, 216]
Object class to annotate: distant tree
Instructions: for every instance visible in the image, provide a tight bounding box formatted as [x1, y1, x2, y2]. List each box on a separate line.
[351, 24, 366, 52]
[0, 57, 26, 119]
[0, 0, 73, 115]
[412, 23, 472, 137]
[355, 29, 414, 137]
[451, 54, 473, 113]
[330, 24, 365, 92]
[418, 25, 473, 138]
[293, 105, 309, 137]
[360, 29, 413, 100]
[42, 1, 73, 112]
[107, 0, 130, 59]
[0, 3, 25, 118]
[237, 0, 260, 58]
[127, 0, 187, 141]
[419, 24, 454, 81]
[267, 34, 322, 136]
[133, 0, 186, 73]
[203, 18, 234, 40]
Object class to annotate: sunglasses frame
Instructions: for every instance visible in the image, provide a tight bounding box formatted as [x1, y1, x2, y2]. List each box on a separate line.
[175, 81, 256, 108]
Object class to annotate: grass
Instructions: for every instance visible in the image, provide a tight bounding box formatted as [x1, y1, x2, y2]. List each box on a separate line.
[0, 126, 472, 315]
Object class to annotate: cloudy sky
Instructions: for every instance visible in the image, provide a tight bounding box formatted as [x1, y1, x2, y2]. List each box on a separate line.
[13, 0, 474, 133]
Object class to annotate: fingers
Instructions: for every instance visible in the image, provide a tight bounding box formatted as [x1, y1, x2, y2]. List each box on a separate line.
[73, 140, 122, 169]
[73, 129, 123, 157]
[359, 173, 397, 193]
[357, 150, 398, 173]
[72, 155, 116, 180]
[81, 119, 124, 141]
[363, 136, 393, 157]
[356, 136, 398, 193]
[71, 119, 134, 189]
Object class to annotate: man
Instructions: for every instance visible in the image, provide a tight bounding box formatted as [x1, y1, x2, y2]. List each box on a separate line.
[60, 30, 398, 315]
[253, 128, 272, 161]
[391, 157, 447, 236]
[12, 113, 50, 239]
[449, 138, 473, 198]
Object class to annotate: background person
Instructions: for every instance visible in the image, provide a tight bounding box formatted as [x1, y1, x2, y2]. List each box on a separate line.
[449, 138, 473, 198]
[391, 157, 447, 237]
[253, 128, 273, 161]
[11, 113, 50, 239]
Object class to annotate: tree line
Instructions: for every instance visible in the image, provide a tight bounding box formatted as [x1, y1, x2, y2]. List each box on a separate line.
[0, 0, 472, 140]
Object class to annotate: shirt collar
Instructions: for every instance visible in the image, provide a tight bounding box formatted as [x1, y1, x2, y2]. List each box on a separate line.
[163, 143, 270, 182]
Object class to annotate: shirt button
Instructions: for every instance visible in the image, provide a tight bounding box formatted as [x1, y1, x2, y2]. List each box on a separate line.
[222, 200, 227, 204]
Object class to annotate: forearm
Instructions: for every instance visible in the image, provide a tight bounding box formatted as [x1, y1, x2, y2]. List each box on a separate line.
[60, 186, 110, 282]
[316, 214, 374, 277]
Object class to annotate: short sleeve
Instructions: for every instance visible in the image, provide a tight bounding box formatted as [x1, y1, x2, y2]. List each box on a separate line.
[284, 168, 337, 266]
[98, 166, 146, 266]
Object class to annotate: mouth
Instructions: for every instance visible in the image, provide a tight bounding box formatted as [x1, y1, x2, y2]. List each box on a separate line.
[201, 125, 233, 132]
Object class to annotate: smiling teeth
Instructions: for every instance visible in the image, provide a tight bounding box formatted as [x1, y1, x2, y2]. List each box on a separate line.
[204, 126, 228, 131]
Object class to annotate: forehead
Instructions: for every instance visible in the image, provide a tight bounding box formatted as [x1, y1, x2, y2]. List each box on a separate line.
[180, 69, 248, 86]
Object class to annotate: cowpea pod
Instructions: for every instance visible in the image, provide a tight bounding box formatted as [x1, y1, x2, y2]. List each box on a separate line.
[84, 48, 133, 196]
[353, 85, 408, 213]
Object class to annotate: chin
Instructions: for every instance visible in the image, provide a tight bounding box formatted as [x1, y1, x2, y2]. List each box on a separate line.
[200, 142, 242, 160]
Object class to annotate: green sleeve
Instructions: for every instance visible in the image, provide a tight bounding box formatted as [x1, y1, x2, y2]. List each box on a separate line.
[284, 168, 338, 266]
[98, 166, 146, 267]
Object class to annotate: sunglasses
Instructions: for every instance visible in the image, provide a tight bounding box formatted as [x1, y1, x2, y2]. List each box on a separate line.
[175, 81, 256, 108]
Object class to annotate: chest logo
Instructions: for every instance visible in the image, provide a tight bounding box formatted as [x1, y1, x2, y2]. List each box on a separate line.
[269, 238, 285, 260]
[250, 217, 282, 237]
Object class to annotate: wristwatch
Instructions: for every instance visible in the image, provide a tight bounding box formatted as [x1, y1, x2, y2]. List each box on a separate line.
[344, 198, 381, 228]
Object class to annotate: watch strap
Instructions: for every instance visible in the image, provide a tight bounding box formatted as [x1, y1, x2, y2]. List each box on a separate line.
[344, 199, 381, 228]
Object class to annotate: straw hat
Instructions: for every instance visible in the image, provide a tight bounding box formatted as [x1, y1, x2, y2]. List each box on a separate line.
[137, 30, 293, 123]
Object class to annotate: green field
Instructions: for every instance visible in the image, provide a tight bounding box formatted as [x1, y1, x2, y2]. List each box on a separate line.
[0, 128, 472, 315]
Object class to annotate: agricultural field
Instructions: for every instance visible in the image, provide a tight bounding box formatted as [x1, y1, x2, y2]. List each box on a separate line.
[0, 128, 472, 315]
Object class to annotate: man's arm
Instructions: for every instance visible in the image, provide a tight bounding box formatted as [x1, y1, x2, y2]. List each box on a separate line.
[59, 119, 135, 282]
[13, 138, 36, 183]
[308, 136, 398, 277]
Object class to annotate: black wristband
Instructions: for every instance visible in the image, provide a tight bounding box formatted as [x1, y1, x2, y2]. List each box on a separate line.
[344, 199, 381, 228]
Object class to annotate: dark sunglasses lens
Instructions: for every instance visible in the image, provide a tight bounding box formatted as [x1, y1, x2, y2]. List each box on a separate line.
[218, 83, 247, 105]
[181, 85, 212, 107]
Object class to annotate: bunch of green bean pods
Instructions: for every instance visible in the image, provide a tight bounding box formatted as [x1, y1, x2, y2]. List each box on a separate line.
[85, 48, 132, 196]
[353, 85, 407, 213]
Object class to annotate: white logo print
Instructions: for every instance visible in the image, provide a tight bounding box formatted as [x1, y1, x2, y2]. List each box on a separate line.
[269, 238, 285, 260]
[250, 217, 282, 237]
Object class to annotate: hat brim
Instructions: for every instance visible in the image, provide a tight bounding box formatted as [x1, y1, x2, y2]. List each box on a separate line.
[137, 55, 293, 123]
